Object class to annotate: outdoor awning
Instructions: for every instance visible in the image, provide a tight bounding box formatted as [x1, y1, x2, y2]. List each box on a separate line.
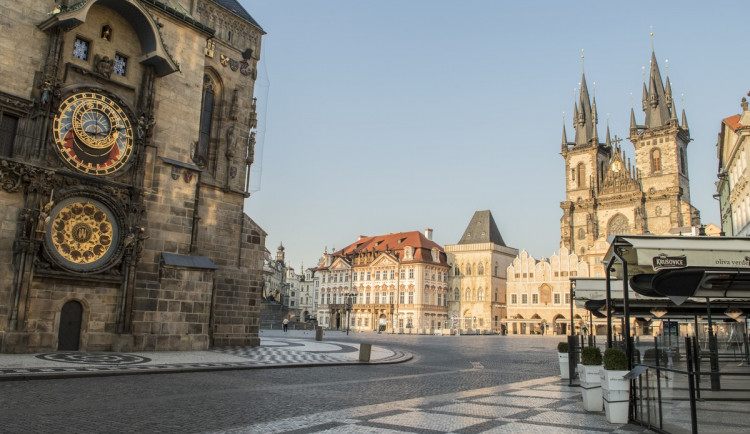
[603, 235, 750, 303]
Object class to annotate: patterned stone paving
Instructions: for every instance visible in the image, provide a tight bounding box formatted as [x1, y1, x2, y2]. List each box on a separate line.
[216, 377, 653, 434]
[0, 337, 410, 379]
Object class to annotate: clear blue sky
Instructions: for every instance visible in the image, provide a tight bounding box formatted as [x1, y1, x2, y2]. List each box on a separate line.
[241, 0, 749, 270]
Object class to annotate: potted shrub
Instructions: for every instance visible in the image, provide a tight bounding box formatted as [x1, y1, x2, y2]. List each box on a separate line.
[601, 348, 630, 424]
[577, 346, 603, 412]
[557, 341, 570, 379]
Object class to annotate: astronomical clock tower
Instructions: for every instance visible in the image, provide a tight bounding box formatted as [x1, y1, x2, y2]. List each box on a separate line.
[0, 0, 267, 353]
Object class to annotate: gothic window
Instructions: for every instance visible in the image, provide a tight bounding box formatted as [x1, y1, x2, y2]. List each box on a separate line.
[465, 263, 471, 275]
[454, 288, 459, 301]
[607, 213, 630, 236]
[494, 262, 499, 276]
[576, 163, 585, 188]
[679, 148, 686, 174]
[578, 228, 585, 240]
[477, 288, 484, 301]
[0, 113, 19, 157]
[478, 263, 484, 275]
[195, 74, 217, 167]
[651, 148, 662, 173]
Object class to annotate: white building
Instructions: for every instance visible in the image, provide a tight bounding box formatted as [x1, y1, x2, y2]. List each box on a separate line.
[717, 97, 750, 236]
[316, 229, 450, 333]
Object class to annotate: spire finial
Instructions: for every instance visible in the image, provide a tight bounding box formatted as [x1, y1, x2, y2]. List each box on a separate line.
[665, 58, 669, 76]
[641, 66, 646, 80]
[650, 26, 655, 51]
[581, 49, 585, 73]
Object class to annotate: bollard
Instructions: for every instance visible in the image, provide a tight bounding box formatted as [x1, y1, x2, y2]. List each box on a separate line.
[359, 343, 372, 362]
[315, 326, 323, 341]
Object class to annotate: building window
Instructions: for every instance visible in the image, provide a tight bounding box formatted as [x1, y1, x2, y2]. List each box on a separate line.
[511, 294, 518, 304]
[399, 291, 404, 303]
[366, 272, 371, 280]
[477, 289, 484, 301]
[564, 293, 571, 304]
[553, 293, 561, 304]
[478, 263, 484, 275]
[390, 270, 395, 279]
[408, 291, 414, 304]
[195, 74, 216, 167]
[532, 294, 539, 304]
[408, 268, 414, 279]
[375, 271, 380, 280]
[651, 148, 662, 173]
[454, 288, 459, 301]
[578, 228, 585, 240]
[365, 292, 370, 304]
[679, 148, 686, 174]
[400, 269, 405, 279]
[437, 293, 442, 306]
[113, 53, 127, 76]
[73, 37, 89, 60]
[521, 294, 528, 304]
[576, 162, 586, 187]
[0, 113, 19, 157]
[465, 264, 471, 275]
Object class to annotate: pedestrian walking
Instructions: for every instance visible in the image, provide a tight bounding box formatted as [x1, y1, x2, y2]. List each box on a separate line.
[282, 318, 289, 332]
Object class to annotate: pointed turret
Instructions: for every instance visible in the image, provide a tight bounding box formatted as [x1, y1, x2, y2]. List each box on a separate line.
[605, 124, 612, 147]
[561, 123, 569, 155]
[630, 107, 638, 135]
[665, 76, 673, 109]
[681, 108, 689, 131]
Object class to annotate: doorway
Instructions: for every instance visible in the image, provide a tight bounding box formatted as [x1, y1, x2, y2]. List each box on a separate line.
[58, 300, 83, 350]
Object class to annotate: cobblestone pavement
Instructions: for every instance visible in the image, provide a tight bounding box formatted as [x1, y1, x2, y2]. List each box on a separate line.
[0, 332, 656, 433]
[216, 376, 649, 433]
[0, 331, 409, 380]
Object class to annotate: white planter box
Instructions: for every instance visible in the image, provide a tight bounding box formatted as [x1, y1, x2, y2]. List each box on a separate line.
[577, 364, 603, 412]
[558, 352, 569, 379]
[601, 369, 630, 424]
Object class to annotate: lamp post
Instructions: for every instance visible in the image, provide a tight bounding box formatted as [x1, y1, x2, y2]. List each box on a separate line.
[345, 292, 352, 336]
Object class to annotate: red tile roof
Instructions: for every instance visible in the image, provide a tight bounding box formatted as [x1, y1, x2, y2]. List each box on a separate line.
[724, 114, 742, 131]
[329, 231, 448, 266]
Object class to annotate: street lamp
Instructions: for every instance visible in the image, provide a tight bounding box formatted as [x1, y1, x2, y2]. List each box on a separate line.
[345, 292, 352, 335]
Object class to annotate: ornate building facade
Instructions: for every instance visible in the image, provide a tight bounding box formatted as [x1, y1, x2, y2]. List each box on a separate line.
[0, 0, 266, 353]
[560, 51, 700, 275]
[445, 210, 517, 332]
[316, 230, 450, 333]
[717, 96, 750, 236]
[506, 248, 589, 335]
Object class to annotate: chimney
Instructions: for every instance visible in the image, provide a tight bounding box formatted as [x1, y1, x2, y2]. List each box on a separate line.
[358, 235, 367, 240]
[424, 228, 433, 241]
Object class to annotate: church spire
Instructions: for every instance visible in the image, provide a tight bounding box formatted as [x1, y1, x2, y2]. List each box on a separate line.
[643, 50, 671, 128]
[681, 108, 689, 131]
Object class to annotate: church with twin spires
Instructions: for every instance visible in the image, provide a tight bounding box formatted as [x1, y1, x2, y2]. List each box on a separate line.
[559, 50, 701, 274]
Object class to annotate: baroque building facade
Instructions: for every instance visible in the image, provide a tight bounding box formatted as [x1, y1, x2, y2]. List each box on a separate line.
[445, 210, 517, 333]
[0, 0, 266, 353]
[560, 51, 700, 275]
[717, 96, 750, 236]
[316, 230, 450, 333]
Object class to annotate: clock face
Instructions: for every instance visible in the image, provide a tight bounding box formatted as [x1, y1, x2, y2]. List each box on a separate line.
[611, 160, 622, 172]
[45, 197, 121, 272]
[53, 92, 134, 175]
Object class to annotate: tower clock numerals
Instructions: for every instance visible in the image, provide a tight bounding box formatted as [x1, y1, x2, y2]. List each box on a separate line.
[53, 92, 134, 176]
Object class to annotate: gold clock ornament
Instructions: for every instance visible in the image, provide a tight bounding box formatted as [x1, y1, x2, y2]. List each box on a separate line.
[45, 197, 121, 272]
[53, 92, 134, 175]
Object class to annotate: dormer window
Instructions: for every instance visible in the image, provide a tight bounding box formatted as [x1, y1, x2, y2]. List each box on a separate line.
[404, 246, 413, 260]
[431, 248, 439, 262]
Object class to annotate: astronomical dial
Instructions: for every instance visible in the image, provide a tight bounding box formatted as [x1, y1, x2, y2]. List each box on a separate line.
[53, 92, 133, 175]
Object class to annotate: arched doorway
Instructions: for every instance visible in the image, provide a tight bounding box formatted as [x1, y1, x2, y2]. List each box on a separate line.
[58, 300, 83, 350]
[335, 312, 341, 330]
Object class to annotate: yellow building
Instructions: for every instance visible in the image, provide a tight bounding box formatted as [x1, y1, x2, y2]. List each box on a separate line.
[316, 230, 449, 333]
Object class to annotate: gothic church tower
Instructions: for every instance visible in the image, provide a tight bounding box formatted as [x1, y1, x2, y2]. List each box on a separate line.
[629, 51, 699, 235]
[560, 48, 700, 276]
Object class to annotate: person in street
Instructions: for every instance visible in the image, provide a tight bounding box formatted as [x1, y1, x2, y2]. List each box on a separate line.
[282, 318, 289, 332]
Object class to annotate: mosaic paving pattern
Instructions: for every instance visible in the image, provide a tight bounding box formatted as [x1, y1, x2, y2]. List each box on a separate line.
[35, 352, 151, 365]
[221, 378, 653, 434]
